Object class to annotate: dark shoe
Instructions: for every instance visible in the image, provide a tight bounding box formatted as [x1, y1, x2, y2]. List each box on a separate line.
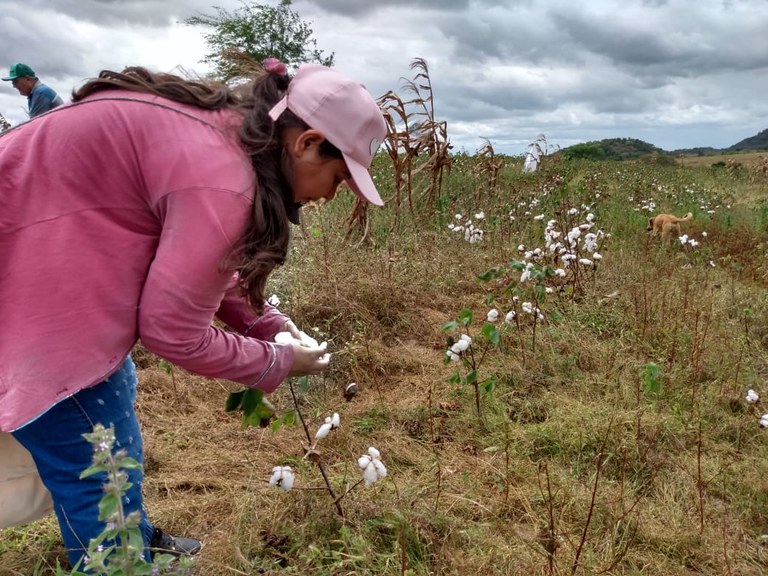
[150, 527, 203, 558]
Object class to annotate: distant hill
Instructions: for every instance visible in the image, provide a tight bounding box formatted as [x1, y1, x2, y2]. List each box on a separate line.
[562, 129, 768, 160]
[727, 128, 768, 151]
[561, 138, 673, 161]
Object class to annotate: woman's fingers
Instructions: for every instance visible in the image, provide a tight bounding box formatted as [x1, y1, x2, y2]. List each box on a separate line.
[289, 342, 330, 376]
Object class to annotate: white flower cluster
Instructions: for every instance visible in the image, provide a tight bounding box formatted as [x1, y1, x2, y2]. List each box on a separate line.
[448, 213, 484, 244]
[446, 333, 472, 362]
[358, 447, 387, 486]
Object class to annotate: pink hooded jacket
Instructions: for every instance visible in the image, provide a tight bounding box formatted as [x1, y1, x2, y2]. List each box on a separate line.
[0, 91, 295, 431]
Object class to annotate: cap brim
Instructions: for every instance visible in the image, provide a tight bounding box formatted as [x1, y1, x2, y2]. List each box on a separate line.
[344, 154, 383, 206]
[1, 76, 15, 81]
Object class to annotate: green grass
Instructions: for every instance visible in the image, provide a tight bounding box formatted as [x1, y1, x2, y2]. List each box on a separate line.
[3, 154, 768, 575]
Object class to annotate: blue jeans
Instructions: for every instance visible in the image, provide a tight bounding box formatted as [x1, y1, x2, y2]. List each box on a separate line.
[12, 356, 154, 567]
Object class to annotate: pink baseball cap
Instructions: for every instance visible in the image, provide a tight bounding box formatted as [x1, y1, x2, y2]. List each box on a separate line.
[268, 64, 387, 206]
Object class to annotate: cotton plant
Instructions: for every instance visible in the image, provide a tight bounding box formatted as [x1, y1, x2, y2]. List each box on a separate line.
[442, 308, 501, 419]
[358, 447, 388, 486]
[742, 388, 768, 429]
[263, 381, 390, 518]
[447, 212, 485, 244]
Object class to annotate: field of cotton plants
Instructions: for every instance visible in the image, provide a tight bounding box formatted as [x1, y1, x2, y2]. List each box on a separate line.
[3, 149, 768, 575]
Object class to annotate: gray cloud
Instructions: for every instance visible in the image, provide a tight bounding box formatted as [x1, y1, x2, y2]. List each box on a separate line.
[1, 0, 767, 154]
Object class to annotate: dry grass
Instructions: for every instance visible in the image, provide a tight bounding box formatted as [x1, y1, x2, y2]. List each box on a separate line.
[4, 158, 768, 575]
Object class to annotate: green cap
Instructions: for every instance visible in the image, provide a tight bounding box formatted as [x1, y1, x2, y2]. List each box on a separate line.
[2, 63, 36, 81]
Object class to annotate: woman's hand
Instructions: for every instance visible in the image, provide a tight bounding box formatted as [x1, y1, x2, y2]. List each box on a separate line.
[280, 320, 320, 348]
[281, 320, 303, 341]
[288, 341, 330, 376]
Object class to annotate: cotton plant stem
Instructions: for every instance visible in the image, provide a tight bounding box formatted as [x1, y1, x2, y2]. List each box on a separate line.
[288, 380, 345, 518]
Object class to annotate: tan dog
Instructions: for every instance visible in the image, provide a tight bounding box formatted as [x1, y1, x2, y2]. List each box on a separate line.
[647, 212, 693, 240]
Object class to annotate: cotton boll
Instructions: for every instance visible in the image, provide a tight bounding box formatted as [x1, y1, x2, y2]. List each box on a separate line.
[451, 339, 470, 353]
[460, 334, 472, 344]
[268, 294, 281, 307]
[280, 469, 295, 491]
[760, 415, 768, 429]
[362, 462, 378, 486]
[368, 447, 381, 459]
[504, 311, 516, 323]
[315, 422, 332, 440]
[373, 459, 388, 479]
[274, 332, 295, 345]
[331, 413, 340, 429]
[487, 309, 499, 322]
[269, 466, 294, 491]
[446, 350, 460, 362]
[358, 455, 372, 469]
[298, 330, 320, 348]
[746, 389, 760, 403]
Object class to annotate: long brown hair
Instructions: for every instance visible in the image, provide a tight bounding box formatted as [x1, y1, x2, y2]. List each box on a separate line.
[72, 65, 338, 312]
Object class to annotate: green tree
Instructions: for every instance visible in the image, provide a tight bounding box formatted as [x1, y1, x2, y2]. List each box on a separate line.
[186, 0, 335, 81]
[562, 142, 606, 161]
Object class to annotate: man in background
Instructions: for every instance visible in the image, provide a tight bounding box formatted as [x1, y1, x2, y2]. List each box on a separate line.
[2, 63, 63, 119]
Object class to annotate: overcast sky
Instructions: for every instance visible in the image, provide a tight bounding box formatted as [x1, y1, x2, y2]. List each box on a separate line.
[2, 0, 767, 155]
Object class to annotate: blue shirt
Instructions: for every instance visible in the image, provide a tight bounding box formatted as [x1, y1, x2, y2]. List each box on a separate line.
[28, 81, 64, 118]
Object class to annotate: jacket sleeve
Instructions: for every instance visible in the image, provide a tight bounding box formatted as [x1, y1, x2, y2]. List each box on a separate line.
[216, 287, 292, 341]
[137, 187, 293, 393]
